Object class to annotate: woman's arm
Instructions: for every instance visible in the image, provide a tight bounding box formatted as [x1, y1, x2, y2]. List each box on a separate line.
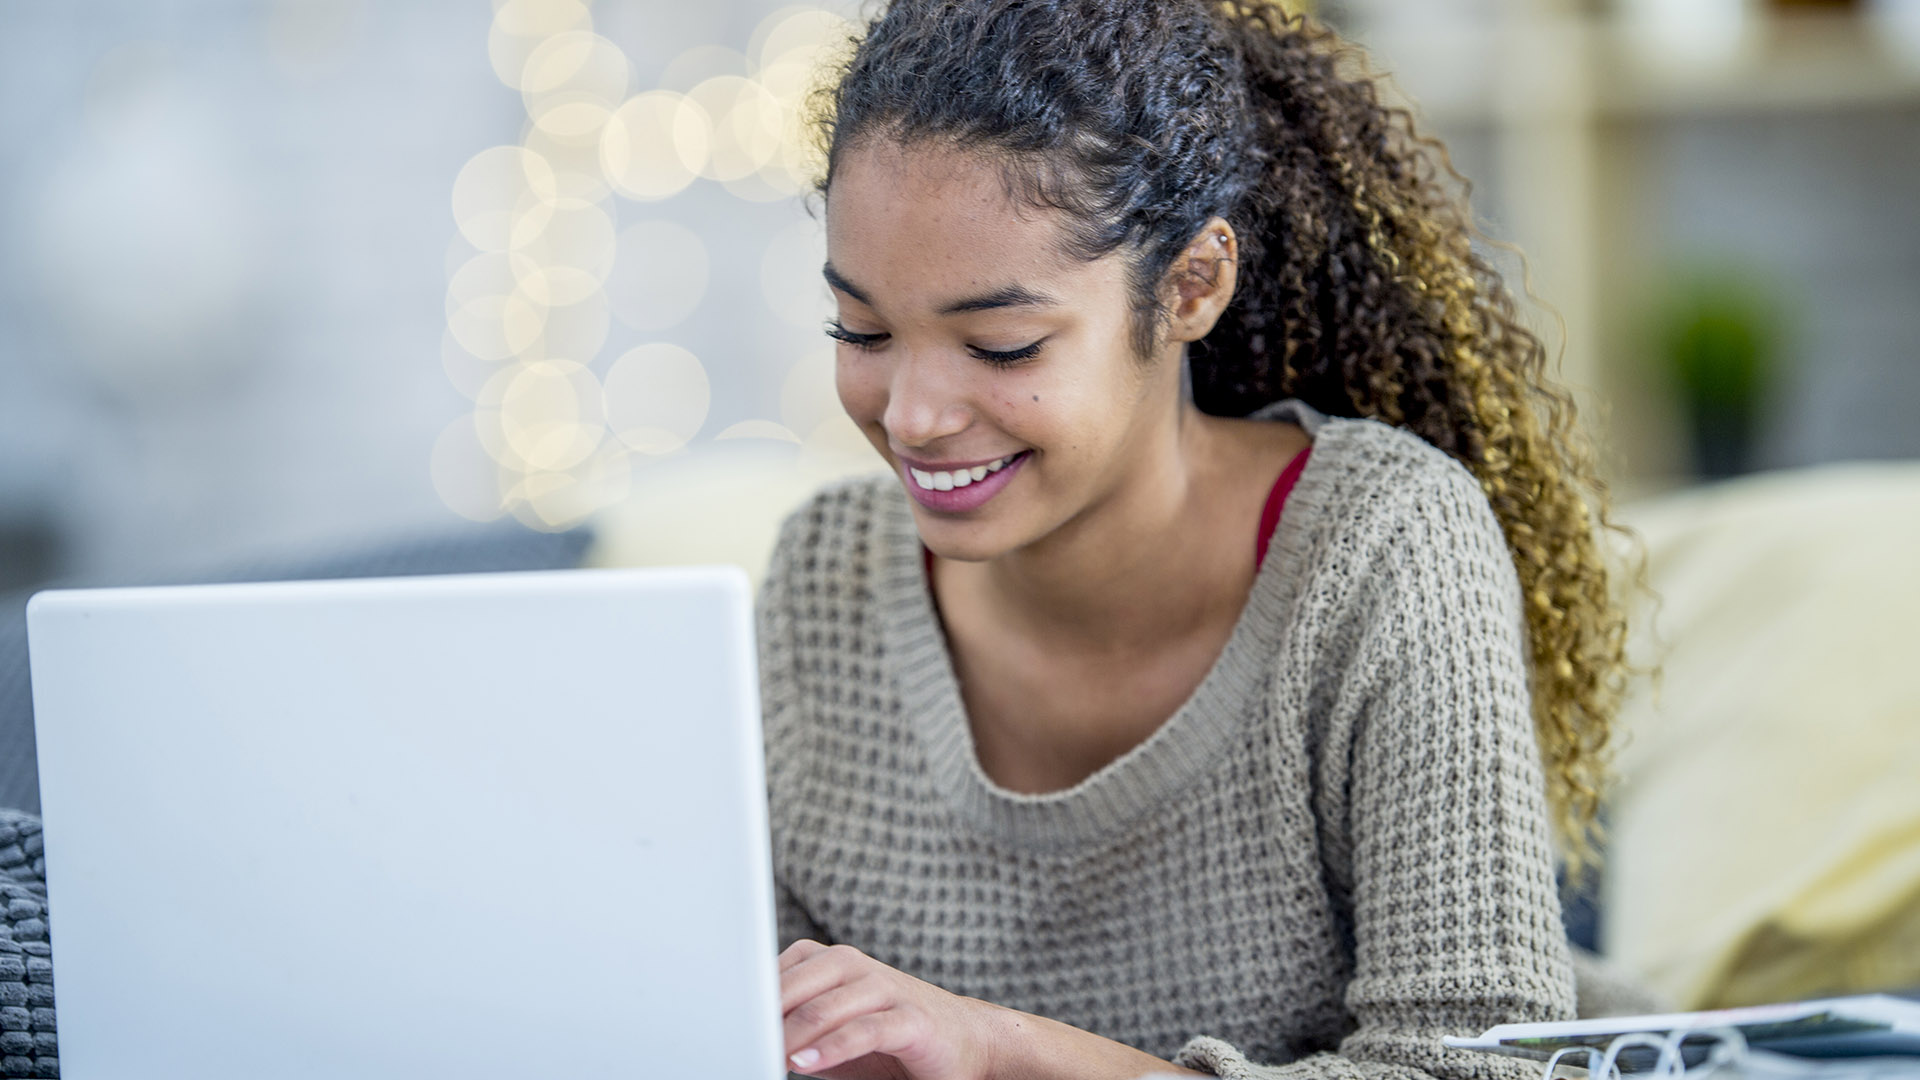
[779, 938, 1204, 1080]
[758, 514, 834, 958]
[1174, 460, 1575, 1080]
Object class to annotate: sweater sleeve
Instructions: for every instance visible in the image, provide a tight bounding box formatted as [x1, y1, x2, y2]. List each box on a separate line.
[1174, 460, 1575, 1080]
[757, 511, 828, 952]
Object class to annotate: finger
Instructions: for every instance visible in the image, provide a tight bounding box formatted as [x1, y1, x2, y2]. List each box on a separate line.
[779, 938, 829, 972]
[784, 980, 890, 1056]
[791, 1008, 922, 1076]
[779, 943, 870, 1013]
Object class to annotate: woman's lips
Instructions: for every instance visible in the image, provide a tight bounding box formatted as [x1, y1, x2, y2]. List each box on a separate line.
[899, 451, 1030, 513]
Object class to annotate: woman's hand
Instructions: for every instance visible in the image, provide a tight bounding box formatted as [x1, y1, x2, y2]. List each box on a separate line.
[779, 939, 1001, 1080]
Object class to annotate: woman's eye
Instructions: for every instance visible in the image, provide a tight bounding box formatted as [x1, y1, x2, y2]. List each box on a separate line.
[968, 340, 1045, 367]
[824, 321, 888, 350]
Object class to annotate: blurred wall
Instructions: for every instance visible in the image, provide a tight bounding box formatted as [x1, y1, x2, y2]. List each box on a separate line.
[4, 2, 501, 581]
[1351, 2, 1920, 488]
[0, 0, 853, 586]
[1608, 109, 1920, 474]
[2, 0, 1916, 589]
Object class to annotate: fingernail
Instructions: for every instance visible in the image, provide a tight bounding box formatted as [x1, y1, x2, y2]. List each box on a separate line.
[790, 1048, 821, 1070]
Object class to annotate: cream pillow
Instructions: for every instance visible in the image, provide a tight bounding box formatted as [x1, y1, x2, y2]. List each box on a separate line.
[1604, 463, 1920, 1008]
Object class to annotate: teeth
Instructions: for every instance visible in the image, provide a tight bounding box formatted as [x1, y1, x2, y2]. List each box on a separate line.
[909, 453, 1020, 493]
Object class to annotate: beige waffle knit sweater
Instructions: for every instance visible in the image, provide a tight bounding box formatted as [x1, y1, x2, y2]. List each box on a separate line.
[756, 400, 1577, 1080]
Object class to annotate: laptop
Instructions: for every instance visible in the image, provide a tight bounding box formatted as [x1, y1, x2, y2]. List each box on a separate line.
[26, 567, 786, 1080]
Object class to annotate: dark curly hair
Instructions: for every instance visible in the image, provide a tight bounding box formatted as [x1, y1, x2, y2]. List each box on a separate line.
[815, 0, 1628, 870]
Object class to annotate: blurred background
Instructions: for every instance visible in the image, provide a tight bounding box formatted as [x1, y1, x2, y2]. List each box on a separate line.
[1, 0, 1915, 1014]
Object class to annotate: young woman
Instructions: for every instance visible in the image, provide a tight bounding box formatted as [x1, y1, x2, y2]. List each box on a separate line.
[759, 1, 1635, 1079]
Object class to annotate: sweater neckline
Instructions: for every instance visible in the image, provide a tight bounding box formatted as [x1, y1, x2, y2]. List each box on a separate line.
[872, 401, 1340, 853]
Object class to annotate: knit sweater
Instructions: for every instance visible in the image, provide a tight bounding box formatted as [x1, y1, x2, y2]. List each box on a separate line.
[757, 399, 1577, 1080]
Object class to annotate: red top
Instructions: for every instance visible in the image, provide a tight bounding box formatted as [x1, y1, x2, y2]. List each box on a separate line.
[1255, 446, 1312, 571]
[920, 445, 1312, 576]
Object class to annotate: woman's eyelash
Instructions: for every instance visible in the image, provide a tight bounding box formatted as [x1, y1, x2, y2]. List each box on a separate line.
[825, 321, 1045, 367]
[968, 341, 1045, 367]
[824, 321, 888, 349]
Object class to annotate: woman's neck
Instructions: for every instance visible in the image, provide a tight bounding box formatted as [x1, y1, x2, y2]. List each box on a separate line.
[943, 404, 1257, 655]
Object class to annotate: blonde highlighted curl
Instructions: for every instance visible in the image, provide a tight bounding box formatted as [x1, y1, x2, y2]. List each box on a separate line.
[820, 0, 1632, 870]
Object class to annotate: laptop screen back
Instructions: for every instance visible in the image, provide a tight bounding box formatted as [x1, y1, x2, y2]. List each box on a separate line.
[27, 567, 784, 1080]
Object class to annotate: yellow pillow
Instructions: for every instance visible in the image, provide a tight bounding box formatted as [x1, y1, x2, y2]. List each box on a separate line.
[1603, 463, 1920, 1008]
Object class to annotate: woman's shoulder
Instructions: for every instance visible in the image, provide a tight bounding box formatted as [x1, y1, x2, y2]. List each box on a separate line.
[1313, 413, 1488, 512]
[1271, 408, 1519, 606]
[1279, 409, 1508, 573]
[1256, 397, 1489, 517]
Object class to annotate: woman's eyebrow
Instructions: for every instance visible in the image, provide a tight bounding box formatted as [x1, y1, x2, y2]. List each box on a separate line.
[822, 263, 1061, 315]
[938, 284, 1060, 315]
[822, 263, 873, 306]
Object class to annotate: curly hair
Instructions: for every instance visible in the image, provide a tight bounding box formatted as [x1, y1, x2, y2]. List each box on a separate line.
[816, 0, 1629, 870]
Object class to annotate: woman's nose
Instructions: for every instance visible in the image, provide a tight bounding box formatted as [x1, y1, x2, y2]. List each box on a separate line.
[881, 351, 971, 449]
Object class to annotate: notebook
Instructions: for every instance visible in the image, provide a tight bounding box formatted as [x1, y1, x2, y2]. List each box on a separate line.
[1445, 994, 1920, 1075]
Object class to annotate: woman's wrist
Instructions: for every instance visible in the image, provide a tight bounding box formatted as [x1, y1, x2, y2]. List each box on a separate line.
[977, 999, 1207, 1080]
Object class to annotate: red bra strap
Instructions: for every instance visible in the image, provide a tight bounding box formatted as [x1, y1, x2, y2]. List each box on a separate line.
[1255, 446, 1312, 571]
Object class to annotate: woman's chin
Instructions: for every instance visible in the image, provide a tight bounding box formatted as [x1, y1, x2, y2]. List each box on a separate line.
[911, 511, 1029, 565]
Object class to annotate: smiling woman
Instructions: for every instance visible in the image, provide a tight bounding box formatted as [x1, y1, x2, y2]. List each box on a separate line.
[819, 144, 1307, 574]
[755, 1, 1643, 1079]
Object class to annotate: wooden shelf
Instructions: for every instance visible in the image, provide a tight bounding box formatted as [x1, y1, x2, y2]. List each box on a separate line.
[1353, 7, 1920, 482]
[1367, 10, 1920, 124]
[1596, 11, 1920, 118]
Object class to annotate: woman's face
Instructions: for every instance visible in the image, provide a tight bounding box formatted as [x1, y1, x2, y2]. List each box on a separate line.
[824, 142, 1181, 563]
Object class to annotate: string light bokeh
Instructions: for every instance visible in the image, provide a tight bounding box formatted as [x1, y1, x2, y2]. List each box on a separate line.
[436, 0, 864, 531]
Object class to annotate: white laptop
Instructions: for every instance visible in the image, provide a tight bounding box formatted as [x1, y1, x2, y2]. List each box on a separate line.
[26, 567, 786, 1080]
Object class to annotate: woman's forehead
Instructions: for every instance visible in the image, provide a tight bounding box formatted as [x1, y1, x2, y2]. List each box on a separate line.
[822, 142, 1100, 310]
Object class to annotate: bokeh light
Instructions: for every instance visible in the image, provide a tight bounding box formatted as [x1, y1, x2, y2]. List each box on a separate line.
[751, 5, 853, 191]
[474, 357, 606, 473]
[446, 252, 548, 362]
[488, 0, 593, 91]
[519, 121, 613, 208]
[601, 91, 711, 201]
[530, 287, 611, 366]
[750, 6, 856, 75]
[606, 220, 709, 332]
[511, 199, 617, 307]
[451, 146, 559, 253]
[603, 343, 711, 455]
[442, 3, 869, 527]
[687, 75, 784, 182]
[510, 442, 632, 530]
[446, 252, 549, 362]
[520, 31, 630, 142]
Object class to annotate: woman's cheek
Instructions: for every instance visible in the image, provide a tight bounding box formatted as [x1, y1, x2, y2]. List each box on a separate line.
[834, 349, 887, 431]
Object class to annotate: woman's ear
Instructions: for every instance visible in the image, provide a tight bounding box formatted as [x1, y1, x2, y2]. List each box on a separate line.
[1161, 217, 1238, 344]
